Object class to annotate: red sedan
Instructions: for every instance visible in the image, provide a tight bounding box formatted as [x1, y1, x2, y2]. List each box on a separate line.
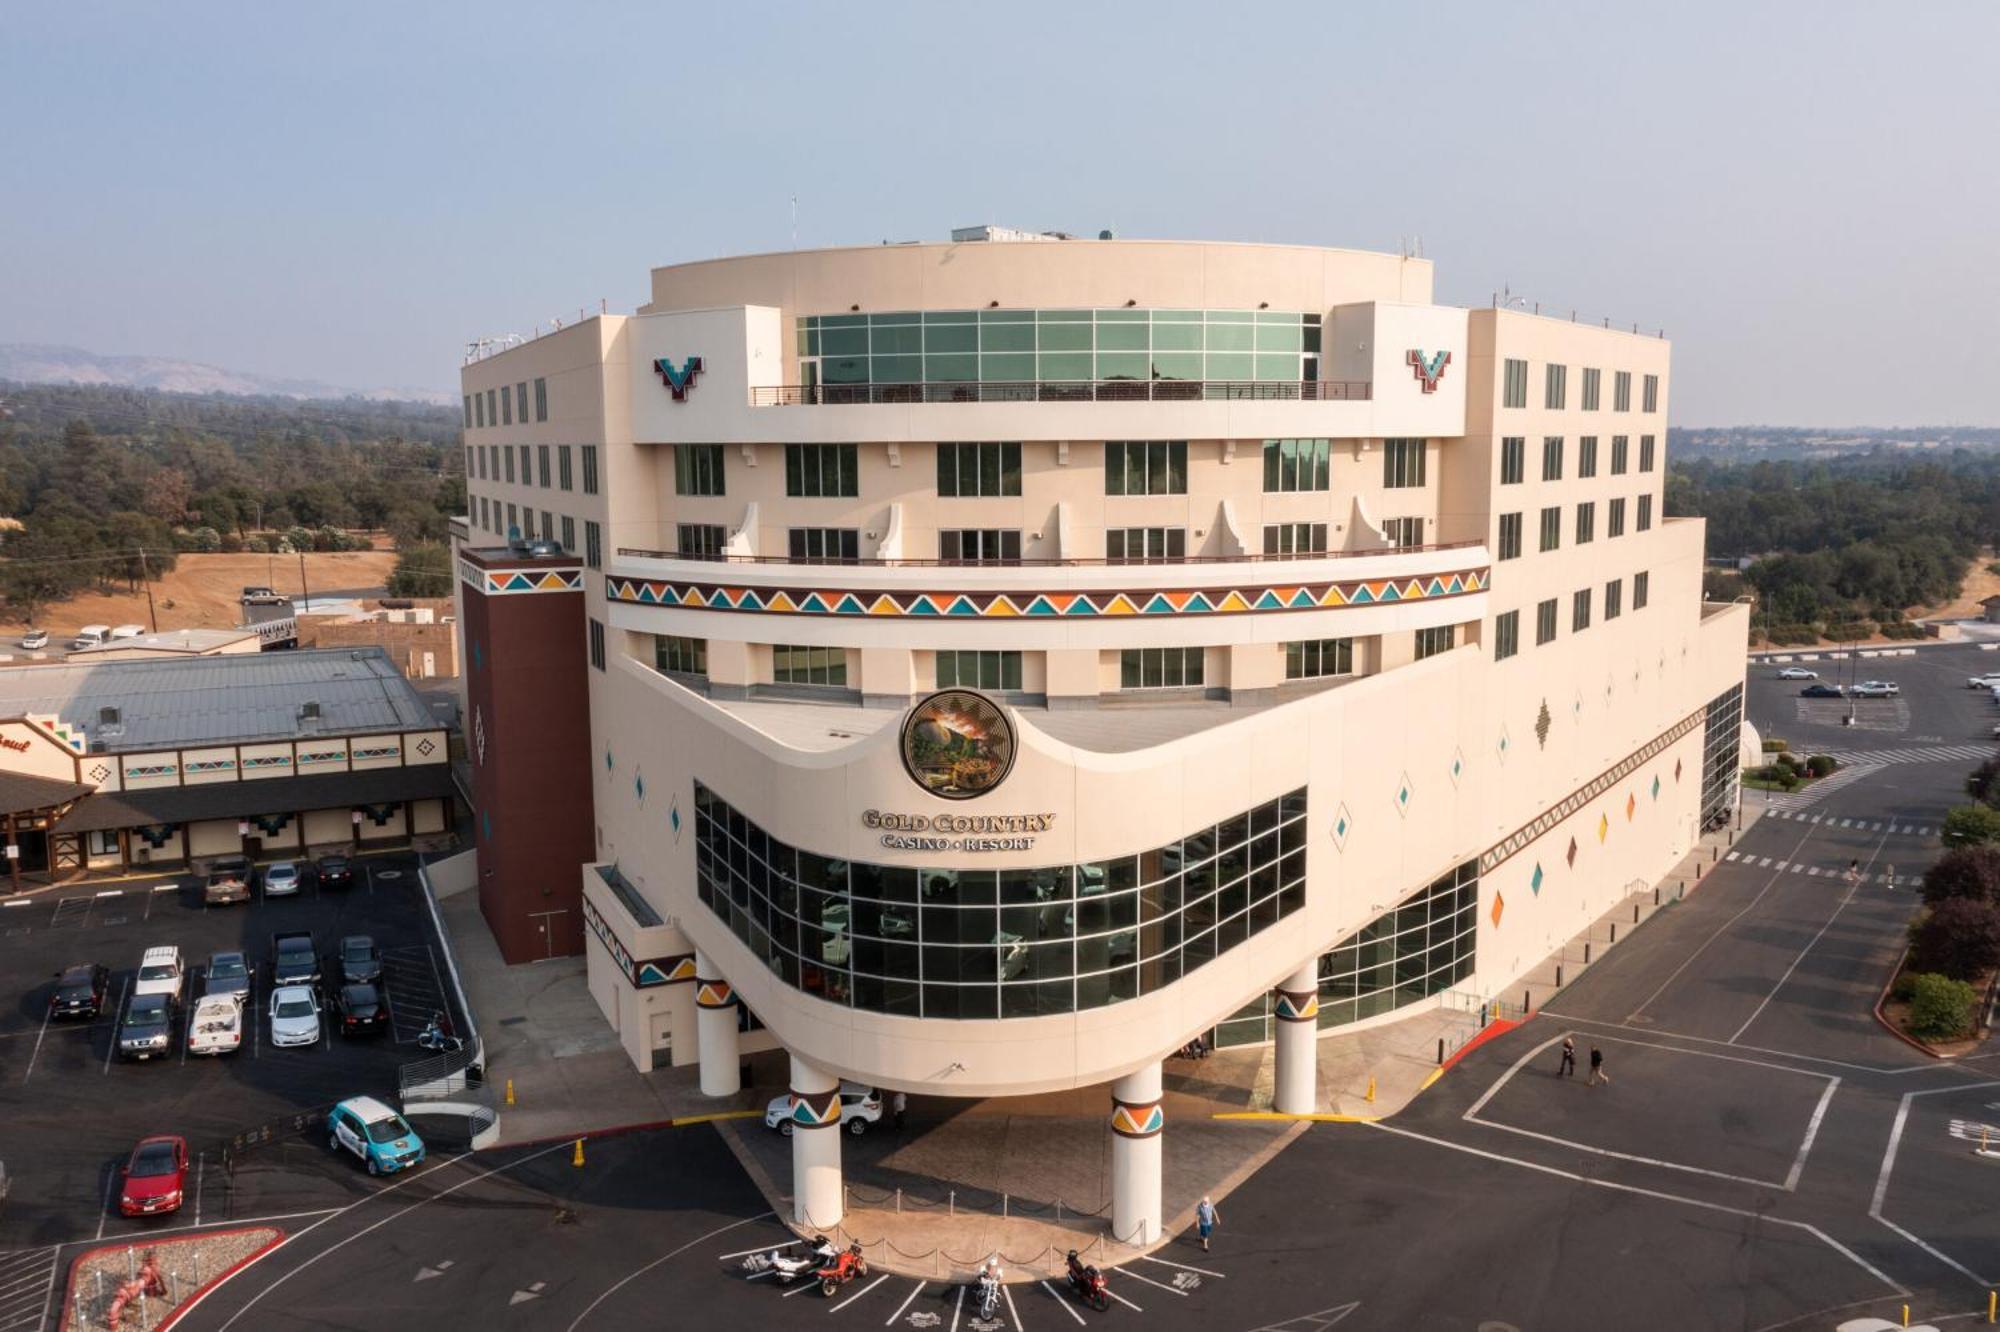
[118, 1136, 188, 1218]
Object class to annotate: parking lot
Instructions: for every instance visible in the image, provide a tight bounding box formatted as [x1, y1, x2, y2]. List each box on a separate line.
[0, 851, 466, 1261]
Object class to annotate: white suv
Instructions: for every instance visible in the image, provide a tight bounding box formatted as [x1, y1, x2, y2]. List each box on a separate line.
[133, 946, 184, 1003]
[764, 1083, 883, 1137]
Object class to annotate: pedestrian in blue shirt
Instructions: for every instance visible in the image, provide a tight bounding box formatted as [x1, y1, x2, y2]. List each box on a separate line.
[1195, 1196, 1219, 1251]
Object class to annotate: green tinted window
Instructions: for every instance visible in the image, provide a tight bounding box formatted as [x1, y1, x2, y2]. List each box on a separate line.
[925, 323, 977, 354]
[1038, 322, 1092, 351]
[981, 322, 1035, 352]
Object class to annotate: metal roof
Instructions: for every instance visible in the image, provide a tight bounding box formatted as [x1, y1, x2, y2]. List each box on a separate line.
[58, 764, 457, 831]
[0, 647, 437, 751]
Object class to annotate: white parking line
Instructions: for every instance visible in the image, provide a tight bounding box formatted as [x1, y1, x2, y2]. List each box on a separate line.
[95, 889, 122, 898]
[1105, 1285, 1143, 1312]
[1039, 1279, 1086, 1325]
[194, 1155, 204, 1227]
[715, 1241, 796, 1262]
[101, 976, 128, 1075]
[1106, 1265, 1186, 1295]
[949, 1284, 964, 1332]
[1870, 1082, 2000, 1286]
[1003, 1283, 1025, 1328]
[883, 1280, 926, 1325]
[0, 899, 28, 908]
[21, 1001, 51, 1085]
[1137, 1254, 1225, 1279]
[829, 1272, 890, 1312]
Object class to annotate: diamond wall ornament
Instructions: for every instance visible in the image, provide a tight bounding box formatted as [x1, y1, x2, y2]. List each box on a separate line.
[473, 708, 487, 766]
[1497, 725, 1512, 765]
[482, 809, 492, 840]
[670, 797, 682, 841]
[471, 639, 484, 670]
[1597, 812, 1609, 843]
[1651, 774, 1662, 800]
[1566, 836, 1578, 868]
[1626, 792, 1637, 821]
[1330, 802, 1353, 851]
[1604, 673, 1614, 699]
[634, 770, 646, 804]
[1393, 771, 1413, 818]
[1530, 862, 1544, 895]
[415, 736, 436, 757]
[1535, 701, 1552, 749]
[1449, 747, 1465, 787]
[1572, 690, 1583, 720]
[1490, 891, 1506, 928]
[1674, 757, 1683, 782]
[605, 747, 615, 772]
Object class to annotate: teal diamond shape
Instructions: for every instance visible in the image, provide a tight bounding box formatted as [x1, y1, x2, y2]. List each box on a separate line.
[1337, 815, 1348, 837]
[1531, 862, 1544, 895]
[670, 800, 682, 836]
[634, 771, 646, 803]
[605, 748, 614, 772]
[1651, 774, 1661, 800]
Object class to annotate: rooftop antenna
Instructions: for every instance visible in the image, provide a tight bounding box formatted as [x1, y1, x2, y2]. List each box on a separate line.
[791, 195, 799, 251]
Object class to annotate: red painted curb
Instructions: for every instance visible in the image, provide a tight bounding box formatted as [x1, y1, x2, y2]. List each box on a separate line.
[59, 1226, 284, 1332]
[1439, 1014, 1529, 1075]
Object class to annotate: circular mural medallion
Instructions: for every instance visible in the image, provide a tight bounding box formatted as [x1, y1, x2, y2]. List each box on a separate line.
[899, 690, 1016, 800]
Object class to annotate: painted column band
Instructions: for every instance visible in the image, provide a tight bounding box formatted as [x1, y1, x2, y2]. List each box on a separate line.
[1109, 1096, 1165, 1139]
[1273, 987, 1320, 1022]
[694, 976, 736, 1009]
[787, 1087, 843, 1130]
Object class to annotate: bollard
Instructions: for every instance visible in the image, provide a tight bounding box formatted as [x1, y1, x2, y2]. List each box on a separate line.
[1438, 1037, 1446, 1066]
[1988, 1288, 1995, 1322]
[895, 1188, 902, 1214]
[1903, 1304, 1909, 1328]
[1003, 1193, 1009, 1219]
[1654, 885, 1661, 906]
[572, 1137, 585, 1168]
[1633, 903, 1640, 924]
[949, 1190, 956, 1217]
[1583, 942, 1592, 964]
[1610, 923, 1617, 943]
[1712, 846, 1719, 861]
[1555, 964, 1563, 987]
[505, 1078, 516, 1107]
[1523, 989, 1530, 1014]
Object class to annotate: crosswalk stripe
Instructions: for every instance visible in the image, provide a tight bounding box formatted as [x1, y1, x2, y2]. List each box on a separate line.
[1775, 861, 1789, 871]
[1808, 867, 1820, 876]
[1726, 851, 1740, 862]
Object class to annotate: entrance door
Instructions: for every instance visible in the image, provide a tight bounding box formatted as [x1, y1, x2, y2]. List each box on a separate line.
[12, 829, 49, 874]
[528, 908, 569, 961]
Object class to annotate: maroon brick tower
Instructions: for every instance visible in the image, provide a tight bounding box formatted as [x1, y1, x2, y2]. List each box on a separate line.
[458, 545, 594, 962]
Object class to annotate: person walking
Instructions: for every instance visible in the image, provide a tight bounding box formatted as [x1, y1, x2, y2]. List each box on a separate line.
[1557, 1036, 1576, 1078]
[890, 1090, 907, 1132]
[1587, 1045, 1609, 1086]
[1194, 1195, 1219, 1251]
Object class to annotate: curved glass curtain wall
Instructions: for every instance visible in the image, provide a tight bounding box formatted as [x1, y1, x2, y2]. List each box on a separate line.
[797, 309, 1321, 386]
[693, 782, 1307, 1020]
[1213, 858, 1478, 1046]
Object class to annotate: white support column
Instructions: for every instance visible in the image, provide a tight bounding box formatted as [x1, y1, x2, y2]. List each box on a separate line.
[788, 1051, 844, 1230]
[1272, 959, 1321, 1116]
[693, 950, 740, 1098]
[1109, 1061, 1164, 1245]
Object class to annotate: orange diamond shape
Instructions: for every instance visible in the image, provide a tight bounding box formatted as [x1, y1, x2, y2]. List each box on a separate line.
[1490, 891, 1505, 928]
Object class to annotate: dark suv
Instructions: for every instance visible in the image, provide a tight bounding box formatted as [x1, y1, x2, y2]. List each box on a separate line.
[315, 855, 355, 890]
[50, 963, 110, 1019]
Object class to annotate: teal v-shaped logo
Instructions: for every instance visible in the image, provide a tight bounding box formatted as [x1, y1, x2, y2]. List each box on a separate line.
[654, 356, 704, 401]
[1407, 349, 1450, 393]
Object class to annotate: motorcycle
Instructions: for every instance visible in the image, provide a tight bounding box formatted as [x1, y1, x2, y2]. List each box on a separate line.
[741, 1236, 836, 1285]
[1064, 1251, 1109, 1312]
[975, 1270, 1001, 1319]
[417, 1014, 464, 1054]
[816, 1242, 868, 1297]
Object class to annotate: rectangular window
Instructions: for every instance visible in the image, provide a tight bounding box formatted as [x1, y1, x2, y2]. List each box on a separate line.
[477, 496, 488, 530]
[502, 447, 515, 484]
[1499, 437, 1525, 485]
[1642, 373, 1659, 413]
[462, 395, 472, 428]
[486, 445, 498, 480]
[534, 377, 548, 422]
[654, 634, 706, 676]
[1610, 435, 1629, 475]
[1536, 598, 1558, 645]
[1541, 436, 1564, 481]
[540, 509, 552, 540]
[1502, 358, 1528, 408]
[1284, 638, 1352, 680]
[936, 650, 1023, 691]
[1497, 512, 1523, 561]
[679, 523, 725, 559]
[501, 387, 513, 426]
[505, 502, 517, 535]
[787, 444, 859, 497]
[1581, 367, 1601, 411]
[560, 515, 576, 552]
[674, 443, 723, 496]
[1104, 440, 1187, 495]
[1544, 363, 1567, 410]
[787, 528, 860, 563]
[475, 445, 488, 480]
[1638, 494, 1654, 531]
[1572, 587, 1592, 632]
[939, 529, 1022, 564]
[1613, 370, 1632, 412]
[773, 645, 847, 687]
[1119, 647, 1205, 690]
[1383, 438, 1427, 488]
[536, 445, 551, 488]
[1633, 571, 1650, 609]
[1609, 497, 1627, 538]
[1539, 506, 1561, 552]
[1384, 517, 1424, 549]
[514, 445, 528, 487]
[584, 520, 601, 570]
[581, 445, 600, 495]
[1263, 522, 1329, 555]
[516, 383, 528, 423]
[485, 388, 497, 426]
[1494, 610, 1519, 661]
[1415, 625, 1455, 660]
[1106, 528, 1186, 563]
[1639, 435, 1656, 473]
[588, 619, 605, 671]
[1262, 438, 1332, 492]
[557, 445, 573, 491]
[1578, 436, 1598, 478]
[1575, 501, 1596, 545]
[474, 392, 486, 428]
[1605, 578, 1624, 620]
[936, 441, 1022, 497]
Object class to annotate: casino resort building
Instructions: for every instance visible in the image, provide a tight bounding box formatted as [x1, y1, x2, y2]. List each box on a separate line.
[450, 231, 1748, 1242]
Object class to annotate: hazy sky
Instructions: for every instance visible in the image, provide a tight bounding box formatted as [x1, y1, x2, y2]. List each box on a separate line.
[3, 2, 1994, 425]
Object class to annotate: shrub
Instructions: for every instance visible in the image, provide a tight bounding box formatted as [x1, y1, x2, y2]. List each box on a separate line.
[1822, 622, 1875, 642]
[1905, 972, 1979, 1042]
[1778, 767, 1800, 790]
[1922, 847, 2000, 907]
[1805, 754, 1837, 778]
[1910, 898, 2000, 980]
[1968, 757, 2000, 802]
[1776, 751, 1804, 770]
[1943, 804, 2000, 849]
[1762, 737, 1791, 754]
[1764, 625, 1819, 646]
[220, 532, 245, 554]
[1881, 622, 1926, 640]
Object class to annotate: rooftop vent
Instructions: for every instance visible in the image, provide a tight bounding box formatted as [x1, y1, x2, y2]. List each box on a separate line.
[949, 225, 1073, 244]
[299, 700, 321, 723]
[98, 706, 120, 727]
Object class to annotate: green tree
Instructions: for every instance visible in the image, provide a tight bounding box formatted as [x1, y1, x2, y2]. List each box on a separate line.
[1941, 804, 2000, 849]
[1905, 972, 1979, 1042]
[387, 543, 453, 596]
[1910, 899, 2000, 981]
[1921, 847, 2000, 907]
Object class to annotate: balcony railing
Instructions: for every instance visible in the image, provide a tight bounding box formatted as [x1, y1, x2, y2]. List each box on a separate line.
[749, 379, 1372, 407]
[614, 539, 1482, 570]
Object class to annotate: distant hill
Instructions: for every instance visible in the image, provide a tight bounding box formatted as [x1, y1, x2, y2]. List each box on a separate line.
[0, 343, 452, 407]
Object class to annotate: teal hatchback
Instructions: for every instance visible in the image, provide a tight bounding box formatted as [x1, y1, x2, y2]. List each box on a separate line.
[328, 1096, 426, 1175]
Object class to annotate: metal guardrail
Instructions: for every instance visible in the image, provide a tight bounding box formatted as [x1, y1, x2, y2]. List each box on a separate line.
[750, 378, 1372, 407]
[613, 539, 1484, 569]
[399, 1039, 484, 1099]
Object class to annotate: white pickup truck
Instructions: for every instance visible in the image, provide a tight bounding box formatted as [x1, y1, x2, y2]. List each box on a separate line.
[188, 994, 243, 1056]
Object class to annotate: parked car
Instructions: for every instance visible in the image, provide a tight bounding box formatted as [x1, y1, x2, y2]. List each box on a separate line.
[263, 862, 303, 897]
[270, 930, 320, 991]
[109, 624, 146, 641]
[118, 993, 178, 1061]
[188, 994, 243, 1056]
[240, 586, 286, 606]
[1801, 683, 1845, 699]
[333, 983, 390, 1037]
[1852, 680, 1900, 698]
[315, 854, 355, 890]
[70, 625, 109, 650]
[327, 1097, 425, 1175]
[334, 935, 382, 987]
[49, 962, 110, 1020]
[1774, 666, 1817, 680]
[204, 855, 254, 906]
[118, 1136, 189, 1217]
[1966, 672, 2000, 690]
[19, 628, 48, 650]
[203, 950, 252, 1003]
[132, 946, 184, 1003]
[268, 985, 322, 1047]
[764, 1083, 882, 1138]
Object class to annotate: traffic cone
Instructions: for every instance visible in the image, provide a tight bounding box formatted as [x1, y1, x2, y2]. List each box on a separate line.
[505, 1078, 516, 1107]
[572, 1137, 585, 1168]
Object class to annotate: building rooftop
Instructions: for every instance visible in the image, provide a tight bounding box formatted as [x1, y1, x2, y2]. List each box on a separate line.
[0, 646, 437, 751]
[67, 628, 260, 656]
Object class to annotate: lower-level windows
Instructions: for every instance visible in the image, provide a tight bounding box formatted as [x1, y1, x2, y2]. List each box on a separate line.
[1120, 646, 1204, 689]
[1264, 522, 1329, 556]
[693, 781, 1307, 1020]
[1107, 527, 1186, 563]
[587, 619, 606, 672]
[1285, 637, 1352, 680]
[1383, 516, 1424, 549]
[1536, 598, 1558, 645]
[655, 634, 707, 676]
[1605, 578, 1624, 620]
[678, 523, 726, 559]
[1414, 625, 1455, 660]
[1314, 860, 1476, 1028]
[772, 644, 847, 687]
[1493, 610, 1519, 661]
[788, 528, 859, 563]
[1573, 587, 1593, 632]
[937, 650, 1022, 691]
[939, 529, 1022, 564]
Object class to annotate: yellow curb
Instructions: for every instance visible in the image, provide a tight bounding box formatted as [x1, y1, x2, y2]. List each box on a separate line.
[1211, 1111, 1381, 1124]
[1418, 1067, 1446, 1091]
[669, 1109, 763, 1127]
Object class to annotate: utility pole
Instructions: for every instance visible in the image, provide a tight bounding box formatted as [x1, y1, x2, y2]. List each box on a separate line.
[297, 549, 311, 612]
[136, 548, 158, 632]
